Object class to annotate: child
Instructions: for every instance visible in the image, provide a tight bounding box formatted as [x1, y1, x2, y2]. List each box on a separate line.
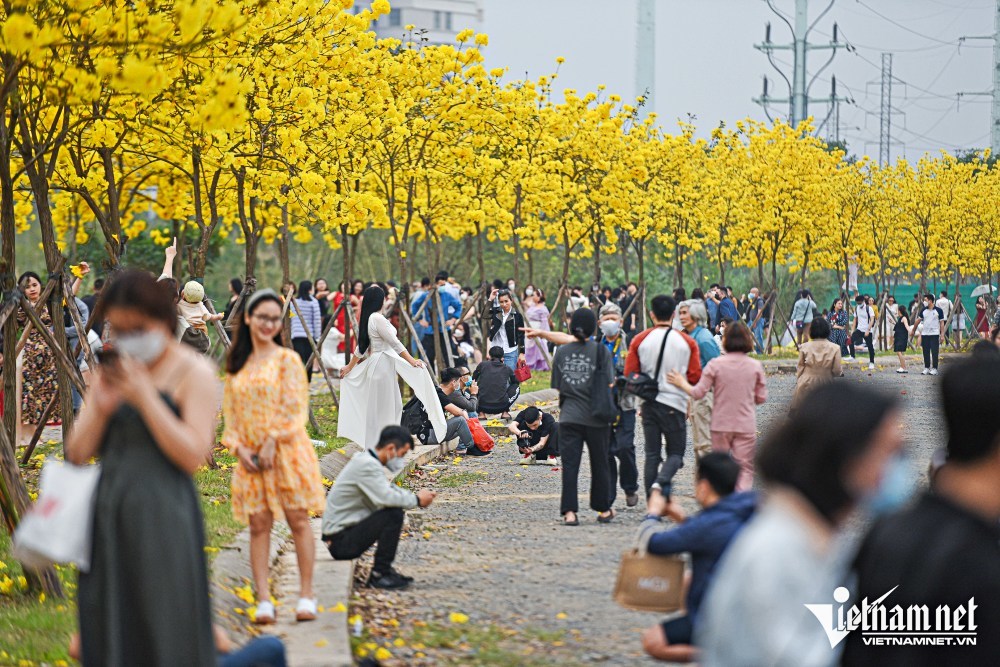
[178, 281, 223, 354]
[893, 310, 910, 374]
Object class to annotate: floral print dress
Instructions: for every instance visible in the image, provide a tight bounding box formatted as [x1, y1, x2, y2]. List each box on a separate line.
[18, 302, 58, 424]
[827, 309, 849, 353]
[222, 347, 325, 523]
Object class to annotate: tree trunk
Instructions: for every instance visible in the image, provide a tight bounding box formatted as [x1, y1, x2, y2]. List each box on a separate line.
[279, 203, 291, 287]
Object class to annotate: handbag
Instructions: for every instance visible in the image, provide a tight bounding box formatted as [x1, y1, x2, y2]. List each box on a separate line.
[624, 327, 670, 401]
[590, 342, 618, 424]
[513, 360, 532, 383]
[13, 459, 101, 572]
[613, 549, 686, 613]
[466, 417, 495, 452]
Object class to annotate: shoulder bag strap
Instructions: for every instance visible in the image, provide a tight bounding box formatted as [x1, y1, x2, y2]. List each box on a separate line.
[652, 327, 671, 380]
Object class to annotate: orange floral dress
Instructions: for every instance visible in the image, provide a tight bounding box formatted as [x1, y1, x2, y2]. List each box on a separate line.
[223, 347, 325, 523]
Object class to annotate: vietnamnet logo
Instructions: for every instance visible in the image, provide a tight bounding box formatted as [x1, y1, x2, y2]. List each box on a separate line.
[805, 586, 978, 648]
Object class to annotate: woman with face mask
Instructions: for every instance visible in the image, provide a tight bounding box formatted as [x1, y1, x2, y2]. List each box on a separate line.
[696, 383, 909, 666]
[16, 271, 59, 443]
[66, 271, 223, 666]
[221, 289, 327, 625]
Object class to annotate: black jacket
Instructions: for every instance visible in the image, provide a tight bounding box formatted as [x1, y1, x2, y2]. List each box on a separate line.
[488, 305, 525, 354]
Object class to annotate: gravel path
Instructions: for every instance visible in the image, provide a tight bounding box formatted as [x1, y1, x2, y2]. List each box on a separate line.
[357, 364, 945, 665]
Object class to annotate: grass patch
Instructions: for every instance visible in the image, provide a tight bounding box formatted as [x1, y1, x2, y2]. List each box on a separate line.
[306, 392, 351, 455]
[0, 441, 76, 665]
[434, 471, 487, 488]
[517, 370, 551, 395]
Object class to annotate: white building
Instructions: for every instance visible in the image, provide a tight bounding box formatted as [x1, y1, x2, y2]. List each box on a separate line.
[354, 0, 484, 46]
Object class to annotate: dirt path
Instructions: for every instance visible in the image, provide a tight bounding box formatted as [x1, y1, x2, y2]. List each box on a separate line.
[352, 365, 943, 665]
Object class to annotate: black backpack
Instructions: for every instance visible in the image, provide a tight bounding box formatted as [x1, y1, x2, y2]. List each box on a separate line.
[401, 396, 432, 444]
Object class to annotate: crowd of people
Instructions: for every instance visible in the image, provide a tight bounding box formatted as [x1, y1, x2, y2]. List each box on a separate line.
[10, 251, 1000, 666]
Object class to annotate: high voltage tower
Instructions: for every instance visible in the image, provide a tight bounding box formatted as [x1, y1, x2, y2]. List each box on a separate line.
[955, 0, 1000, 155]
[753, 0, 851, 136]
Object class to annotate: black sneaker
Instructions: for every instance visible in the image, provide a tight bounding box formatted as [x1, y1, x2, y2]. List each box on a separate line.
[465, 446, 489, 456]
[367, 571, 411, 590]
[387, 567, 415, 583]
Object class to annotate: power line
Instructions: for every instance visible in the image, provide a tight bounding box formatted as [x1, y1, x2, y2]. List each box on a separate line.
[853, 0, 965, 45]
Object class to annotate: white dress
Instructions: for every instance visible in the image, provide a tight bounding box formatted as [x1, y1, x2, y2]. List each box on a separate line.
[337, 313, 446, 449]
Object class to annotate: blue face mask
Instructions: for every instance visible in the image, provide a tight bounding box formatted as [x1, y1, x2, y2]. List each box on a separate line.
[862, 454, 916, 516]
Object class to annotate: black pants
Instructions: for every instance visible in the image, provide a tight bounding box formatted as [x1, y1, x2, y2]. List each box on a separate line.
[642, 401, 687, 497]
[522, 423, 560, 459]
[323, 508, 404, 575]
[559, 422, 611, 515]
[922, 335, 940, 369]
[608, 409, 638, 506]
[862, 332, 874, 363]
[292, 337, 313, 382]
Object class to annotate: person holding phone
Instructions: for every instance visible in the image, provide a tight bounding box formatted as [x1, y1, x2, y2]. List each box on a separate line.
[222, 289, 326, 625]
[66, 271, 221, 666]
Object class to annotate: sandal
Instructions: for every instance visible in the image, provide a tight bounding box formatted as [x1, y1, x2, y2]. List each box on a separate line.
[563, 512, 579, 526]
[597, 510, 616, 524]
[501, 412, 512, 421]
[253, 600, 276, 625]
[296, 597, 318, 622]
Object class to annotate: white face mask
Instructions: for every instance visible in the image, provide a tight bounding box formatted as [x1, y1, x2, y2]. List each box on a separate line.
[115, 330, 167, 365]
[386, 454, 406, 473]
[525, 287, 535, 297]
[600, 320, 620, 338]
[507, 282, 516, 291]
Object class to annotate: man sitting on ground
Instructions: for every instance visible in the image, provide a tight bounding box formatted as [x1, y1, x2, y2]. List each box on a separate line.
[509, 406, 559, 465]
[473, 346, 520, 419]
[322, 426, 437, 590]
[429, 367, 478, 454]
[637, 453, 756, 663]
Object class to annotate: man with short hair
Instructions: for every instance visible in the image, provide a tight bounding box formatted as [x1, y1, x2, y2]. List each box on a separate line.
[599, 301, 641, 507]
[488, 286, 525, 371]
[411, 272, 462, 368]
[705, 283, 721, 332]
[474, 346, 520, 418]
[509, 406, 559, 465]
[678, 300, 721, 459]
[430, 367, 477, 454]
[625, 295, 702, 498]
[638, 453, 756, 663]
[843, 356, 1000, 664]
[322, 426, 437, 590]
[911, 294, 945, 375]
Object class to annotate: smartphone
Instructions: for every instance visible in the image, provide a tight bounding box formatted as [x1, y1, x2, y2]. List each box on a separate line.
[252, 454, 260, 467]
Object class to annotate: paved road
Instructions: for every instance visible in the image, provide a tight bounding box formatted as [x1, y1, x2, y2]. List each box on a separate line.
[359, 365, 945, 665]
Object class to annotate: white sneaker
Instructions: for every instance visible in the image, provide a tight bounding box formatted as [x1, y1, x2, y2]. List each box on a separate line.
[896, 368, 908, 374]
[520, 456, 533, 465]
[868, 363, 875, 370]
[296, 597, 318, 622]
[930, 368, 939, 376]
[540, 457, 559, 466]
[921, 368, 930, 375]
[845, 356, 856, 362]
[254, 600, 276, 625]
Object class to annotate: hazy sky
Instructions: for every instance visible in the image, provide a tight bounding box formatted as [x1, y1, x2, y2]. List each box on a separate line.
[479, 0, 996, 161]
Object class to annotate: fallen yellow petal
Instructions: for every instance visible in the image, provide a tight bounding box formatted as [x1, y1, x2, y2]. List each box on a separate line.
[331, 602, 347, 612]
[449, 611, 470, 624]
[556, 612, 567, 619]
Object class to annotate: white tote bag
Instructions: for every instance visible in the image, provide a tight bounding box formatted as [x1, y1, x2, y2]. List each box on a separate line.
[13, 459, 101, 572]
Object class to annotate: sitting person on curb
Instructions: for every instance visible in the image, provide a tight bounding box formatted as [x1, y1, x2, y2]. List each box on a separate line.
[429, 367, 478, 455]
[473, 346, 520, 419]
[321, 426, 437, 590]
[509, 406, 559, 465]
[637, 453, 757, 663]
[447, 366, 480, 418]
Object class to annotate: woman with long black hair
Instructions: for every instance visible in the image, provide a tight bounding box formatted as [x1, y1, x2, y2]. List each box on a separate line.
[291, 280, 322, 381]
[222, 289, 325, 625]
[338, 284, 446, 449]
